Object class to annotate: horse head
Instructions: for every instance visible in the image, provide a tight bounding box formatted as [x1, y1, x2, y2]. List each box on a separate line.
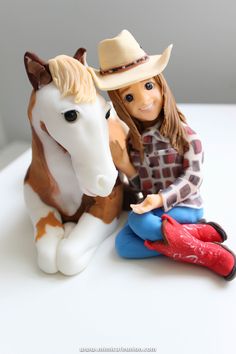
[24, 49, 117, 198]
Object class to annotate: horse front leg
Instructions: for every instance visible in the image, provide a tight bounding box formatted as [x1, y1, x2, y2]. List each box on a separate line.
[24, 183, 65, 274]
[57, 213, 118, 275]
[57, 184, 123, 275]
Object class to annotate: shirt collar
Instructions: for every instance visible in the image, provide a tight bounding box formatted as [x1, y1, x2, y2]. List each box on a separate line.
[142, 118, 169, 143]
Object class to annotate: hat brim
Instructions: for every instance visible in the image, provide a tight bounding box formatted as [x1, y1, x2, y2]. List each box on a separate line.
[88, 44, 173, 91]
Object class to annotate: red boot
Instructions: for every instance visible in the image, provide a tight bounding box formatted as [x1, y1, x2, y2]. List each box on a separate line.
[182, 221, 227, 243]
[145, 214, 236, 280]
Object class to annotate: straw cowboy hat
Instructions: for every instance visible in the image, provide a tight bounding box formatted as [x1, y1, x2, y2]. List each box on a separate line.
[88, 30, 173, 91]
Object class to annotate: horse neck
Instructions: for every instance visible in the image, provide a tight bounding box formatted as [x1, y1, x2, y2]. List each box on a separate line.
[25, 91, 83, 214]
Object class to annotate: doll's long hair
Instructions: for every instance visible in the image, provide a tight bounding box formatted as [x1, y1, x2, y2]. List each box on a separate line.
[108, 73, 189, 160]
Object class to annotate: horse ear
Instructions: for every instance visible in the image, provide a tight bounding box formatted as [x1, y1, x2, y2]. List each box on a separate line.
[24, 52, 52, 90]
[73, 48, 88, 66]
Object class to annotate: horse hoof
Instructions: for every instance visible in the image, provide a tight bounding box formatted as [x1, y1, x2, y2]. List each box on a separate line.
[57, 239, 97, 276]
[36, 228, 64, 274]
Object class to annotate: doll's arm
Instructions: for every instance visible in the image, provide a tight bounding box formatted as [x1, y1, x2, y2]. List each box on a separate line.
[160, 128, 203, 212]
[110, 140, 137, 178]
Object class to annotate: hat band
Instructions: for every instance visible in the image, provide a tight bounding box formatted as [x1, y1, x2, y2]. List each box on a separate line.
[100, 55, 149, 75]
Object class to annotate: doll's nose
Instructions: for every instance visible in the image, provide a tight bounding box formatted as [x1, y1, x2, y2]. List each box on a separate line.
[136, 88, 152, 106]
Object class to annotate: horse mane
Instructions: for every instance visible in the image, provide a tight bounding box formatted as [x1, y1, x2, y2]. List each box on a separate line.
[48, 55, 96, 103]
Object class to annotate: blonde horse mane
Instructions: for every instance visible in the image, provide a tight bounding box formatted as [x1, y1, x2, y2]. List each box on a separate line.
[48, 55, 96, 103]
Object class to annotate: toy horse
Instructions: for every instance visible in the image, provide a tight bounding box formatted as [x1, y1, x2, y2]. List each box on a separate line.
[24, 49, 125, 275]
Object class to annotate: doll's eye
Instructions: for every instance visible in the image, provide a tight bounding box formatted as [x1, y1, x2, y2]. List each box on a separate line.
[125, 94, 134, 102]
[63, 110, 79, 122]
[145, 82, 154, 90]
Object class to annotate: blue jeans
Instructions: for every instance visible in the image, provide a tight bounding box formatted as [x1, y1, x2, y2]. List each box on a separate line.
[115, 207, 204, 259]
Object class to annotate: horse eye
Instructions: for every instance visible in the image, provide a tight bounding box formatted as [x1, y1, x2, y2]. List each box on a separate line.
[105, 109, 111, 119]
[63, 110, 79, 122]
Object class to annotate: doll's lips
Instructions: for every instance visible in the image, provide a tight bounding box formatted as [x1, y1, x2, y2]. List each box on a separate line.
[139, 103, 154, 112]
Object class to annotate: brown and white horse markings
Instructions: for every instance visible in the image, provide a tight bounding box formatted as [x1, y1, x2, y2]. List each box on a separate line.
[24, 50, 126, 275]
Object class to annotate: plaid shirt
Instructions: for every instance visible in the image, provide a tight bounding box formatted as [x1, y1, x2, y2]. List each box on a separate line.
[128, 122, 204, 212]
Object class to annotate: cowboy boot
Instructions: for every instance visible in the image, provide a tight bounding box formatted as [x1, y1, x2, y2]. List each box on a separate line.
[145, 214, 236, 281]
[182, 221, 227, 243]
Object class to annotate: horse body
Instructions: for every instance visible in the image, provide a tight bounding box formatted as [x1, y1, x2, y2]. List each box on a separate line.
[24, 51, 125, 275]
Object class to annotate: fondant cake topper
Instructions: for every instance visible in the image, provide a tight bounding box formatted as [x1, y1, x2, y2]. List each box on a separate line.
[89, 30, 236, 280]
[24, 49, 124, 275]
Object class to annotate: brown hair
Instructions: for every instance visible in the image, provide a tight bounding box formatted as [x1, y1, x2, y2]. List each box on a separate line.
[108, 73, 189, 160]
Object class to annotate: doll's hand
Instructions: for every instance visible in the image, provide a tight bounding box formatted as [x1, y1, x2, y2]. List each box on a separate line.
[110, 140, 137, 178]
[130, 194, 163, 214]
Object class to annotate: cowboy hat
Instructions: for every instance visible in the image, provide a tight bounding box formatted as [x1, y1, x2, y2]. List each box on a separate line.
[88, 30, 173, 91]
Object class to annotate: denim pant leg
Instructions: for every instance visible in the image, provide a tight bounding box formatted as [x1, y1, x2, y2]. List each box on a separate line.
[128, 207, 204, 241]
[128, 210, 163, 241]
[156, 206, 204, 224]
[115, 223, 161, 259]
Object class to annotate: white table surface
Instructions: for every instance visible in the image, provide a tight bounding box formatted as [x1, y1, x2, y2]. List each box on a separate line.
[0, 104, 236, 354]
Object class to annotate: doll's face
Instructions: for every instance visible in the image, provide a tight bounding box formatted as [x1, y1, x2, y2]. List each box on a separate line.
[118, 77, 163, 122]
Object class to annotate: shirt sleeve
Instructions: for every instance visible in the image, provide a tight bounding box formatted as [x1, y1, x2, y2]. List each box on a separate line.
[159, 126, 204, 212]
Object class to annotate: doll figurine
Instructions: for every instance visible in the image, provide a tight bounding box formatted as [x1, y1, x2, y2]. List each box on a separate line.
[89, 30, 236, 280]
